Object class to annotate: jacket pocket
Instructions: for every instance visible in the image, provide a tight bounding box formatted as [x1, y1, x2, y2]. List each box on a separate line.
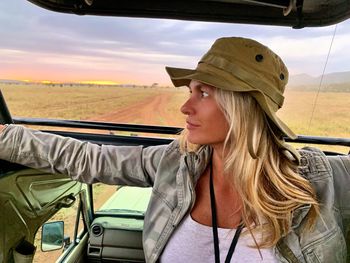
[302, 225, 346, 263]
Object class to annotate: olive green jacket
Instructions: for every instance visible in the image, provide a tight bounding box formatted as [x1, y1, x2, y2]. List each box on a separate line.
[0, 125, 349, 262]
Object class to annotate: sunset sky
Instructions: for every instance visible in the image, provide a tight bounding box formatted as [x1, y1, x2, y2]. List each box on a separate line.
[2, 0, 350, 85]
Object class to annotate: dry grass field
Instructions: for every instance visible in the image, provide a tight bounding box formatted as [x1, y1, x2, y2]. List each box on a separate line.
[280, 90, 350, 138]
[1, 83, 349, 153]
[1, 84, 163, 120]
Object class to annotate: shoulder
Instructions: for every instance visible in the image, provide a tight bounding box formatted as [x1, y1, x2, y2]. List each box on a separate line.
[144, 140, 180, 154]
[149, 140, 183, 164]
[165, 139, 181, 153]
[297, 147, 332, 182]
[141, 140, 182, 167]
[327, 154, 350, 177]
[297, 147, 336, 206]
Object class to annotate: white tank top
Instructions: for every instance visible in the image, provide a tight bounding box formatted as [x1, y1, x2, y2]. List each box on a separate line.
[160, 214, 278, 262]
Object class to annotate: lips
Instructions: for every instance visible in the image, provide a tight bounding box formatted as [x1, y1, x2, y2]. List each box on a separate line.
[186, 120, 200, 130]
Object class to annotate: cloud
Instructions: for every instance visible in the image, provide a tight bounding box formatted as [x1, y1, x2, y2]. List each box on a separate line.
[2, 0, 350, 83]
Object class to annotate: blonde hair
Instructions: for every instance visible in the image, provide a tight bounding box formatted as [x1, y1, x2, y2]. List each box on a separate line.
[180, 88, 319, 247]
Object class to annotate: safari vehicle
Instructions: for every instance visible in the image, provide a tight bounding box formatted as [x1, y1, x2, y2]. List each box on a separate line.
[0, 0, 349, 262]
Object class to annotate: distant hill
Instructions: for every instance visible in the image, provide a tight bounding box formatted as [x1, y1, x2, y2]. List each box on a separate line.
[0, 79, 26, 84]
[1, 71, 350, 92]
[320, 71, 350, 84]
[289, 71, 350, 92]
[288, 74, 317, 86]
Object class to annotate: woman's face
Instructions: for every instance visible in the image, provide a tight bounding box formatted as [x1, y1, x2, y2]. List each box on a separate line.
[181, 80, 229, 147]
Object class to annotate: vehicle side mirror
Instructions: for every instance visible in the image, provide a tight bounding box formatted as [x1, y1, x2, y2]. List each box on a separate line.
[41, 221, 64, 252]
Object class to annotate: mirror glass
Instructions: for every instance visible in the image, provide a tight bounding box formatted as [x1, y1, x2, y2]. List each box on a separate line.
[41, 221, 64, 252]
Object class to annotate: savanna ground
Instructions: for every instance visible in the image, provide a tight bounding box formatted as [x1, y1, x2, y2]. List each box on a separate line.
[1, 83, 349, 148]
[1, 83, 349, 262]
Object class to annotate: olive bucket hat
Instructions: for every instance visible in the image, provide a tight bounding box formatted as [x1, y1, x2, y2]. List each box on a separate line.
[166, 37, 299, 161]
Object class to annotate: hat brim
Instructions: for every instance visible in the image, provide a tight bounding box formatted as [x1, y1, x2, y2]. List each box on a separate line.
[166, 66, 256, 93]
[165, 66, 297, 140]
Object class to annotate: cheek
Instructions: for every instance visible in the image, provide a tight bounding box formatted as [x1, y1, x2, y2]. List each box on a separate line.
[186, 111, 229, 145]
[206, 108, 229, 136]
[215, 116, 230, 138]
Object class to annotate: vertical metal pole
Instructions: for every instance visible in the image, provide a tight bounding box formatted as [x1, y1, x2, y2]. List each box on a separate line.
[0, 89, 13, 124]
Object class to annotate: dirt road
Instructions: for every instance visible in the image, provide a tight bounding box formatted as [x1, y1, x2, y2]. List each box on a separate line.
[93, 93, 184, 126]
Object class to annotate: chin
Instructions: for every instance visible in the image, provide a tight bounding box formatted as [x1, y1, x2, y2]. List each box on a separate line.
[187, 133, 226, 147]
[187, 135, 207, 146]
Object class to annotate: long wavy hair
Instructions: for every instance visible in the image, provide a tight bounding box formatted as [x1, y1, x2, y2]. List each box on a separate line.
[180, 88, 319, 247]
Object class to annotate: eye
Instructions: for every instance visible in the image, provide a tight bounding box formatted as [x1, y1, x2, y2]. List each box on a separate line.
[201, 90, 209, 98]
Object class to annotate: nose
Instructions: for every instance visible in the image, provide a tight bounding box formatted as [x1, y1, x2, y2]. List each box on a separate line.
[180, 97, 195, 116]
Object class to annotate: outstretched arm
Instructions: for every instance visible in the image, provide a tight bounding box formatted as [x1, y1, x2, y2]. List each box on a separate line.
[0, 124, 168, 186]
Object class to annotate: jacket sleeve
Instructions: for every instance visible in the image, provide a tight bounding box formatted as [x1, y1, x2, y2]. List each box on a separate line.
[328, 154, 350, 254]
[330, 155, 350, 217]
[0, 124, 168, 186]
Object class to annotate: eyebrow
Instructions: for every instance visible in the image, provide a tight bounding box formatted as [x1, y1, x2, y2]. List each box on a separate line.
[188, 82, 215, 94]
[189, 83, 207, 90]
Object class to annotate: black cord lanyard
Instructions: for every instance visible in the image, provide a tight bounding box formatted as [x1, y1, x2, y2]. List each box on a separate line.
[209, 157, 243, 263]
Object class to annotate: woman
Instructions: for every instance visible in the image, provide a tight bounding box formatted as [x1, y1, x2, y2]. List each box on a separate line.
[0, 37, 347, 262]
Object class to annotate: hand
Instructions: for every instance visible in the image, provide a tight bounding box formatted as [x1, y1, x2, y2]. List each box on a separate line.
[0, 124, 7, 133]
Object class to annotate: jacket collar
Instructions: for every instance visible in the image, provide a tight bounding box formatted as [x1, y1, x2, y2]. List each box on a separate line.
[185, 145, 212, 183]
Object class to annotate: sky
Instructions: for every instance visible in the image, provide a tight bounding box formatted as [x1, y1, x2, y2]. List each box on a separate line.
[2, 0, 350, 85]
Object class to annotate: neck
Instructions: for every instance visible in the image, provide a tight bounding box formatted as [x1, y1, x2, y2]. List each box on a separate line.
[211, 144, 226, 181]
[210, 144, 243, 224]
[210, 144, 240, 196]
